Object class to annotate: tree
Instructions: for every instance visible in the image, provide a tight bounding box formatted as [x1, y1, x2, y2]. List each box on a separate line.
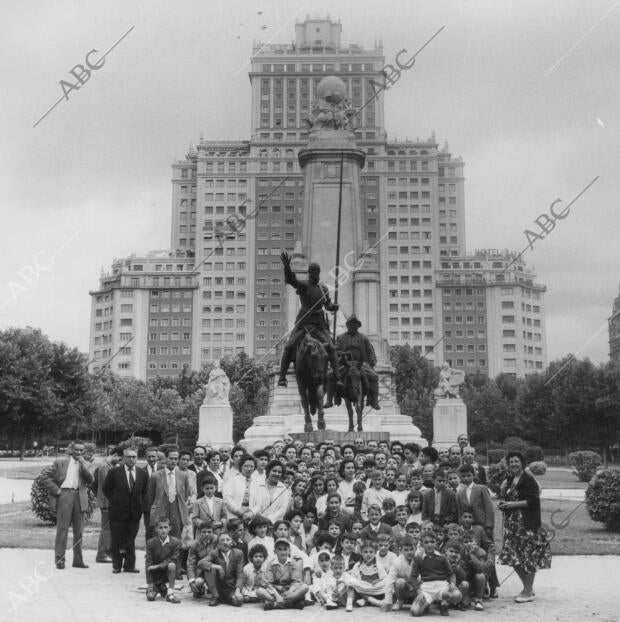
[0, 328, 91, 457]
[461, 377, 511, 445]
[389, 345, 438, 440]
[515, 373, 555, 446]
[220, 352, 270, 442]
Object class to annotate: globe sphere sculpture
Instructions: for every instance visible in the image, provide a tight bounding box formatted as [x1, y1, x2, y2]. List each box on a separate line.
[316, 76, 347, 105]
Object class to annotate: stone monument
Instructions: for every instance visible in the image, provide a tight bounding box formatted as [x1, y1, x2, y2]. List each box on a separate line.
[241, 76, 425, 451]
[432, 363, 468, 449]
[197, 361, 233, 447]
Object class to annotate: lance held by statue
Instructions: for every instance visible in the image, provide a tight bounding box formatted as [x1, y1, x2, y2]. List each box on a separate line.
[277, 252, 342, 388]
[324, 314, 381, 411]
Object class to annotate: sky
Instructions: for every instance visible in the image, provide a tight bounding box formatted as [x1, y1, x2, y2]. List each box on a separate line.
[1, 0, 619, 364]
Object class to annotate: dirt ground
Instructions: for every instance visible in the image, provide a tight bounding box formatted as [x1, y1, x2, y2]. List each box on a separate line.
[0, 548, 617, 622]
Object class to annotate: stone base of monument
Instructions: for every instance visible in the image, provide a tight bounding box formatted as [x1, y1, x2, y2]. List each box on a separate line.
[197, 403, 234, 447]
[240, 371, 427, 453]
[432, 398, 467, 449]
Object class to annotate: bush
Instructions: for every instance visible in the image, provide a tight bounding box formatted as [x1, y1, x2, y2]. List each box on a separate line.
[502, 436, 529, 453]
[568, 450, 602, 482]
[586, 469, 620, 531]
[528, 461, 547, 476]
[31, 465, 96, 525]
[487, 459, 508, 495]
[487, 449, 506, 465]
[524, 445, 545, 464]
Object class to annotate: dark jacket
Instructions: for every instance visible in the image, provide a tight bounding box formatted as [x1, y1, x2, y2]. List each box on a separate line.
[421, 488, 458, 526]
[103, 464, 148, 521]
[504, 470, 541, 531]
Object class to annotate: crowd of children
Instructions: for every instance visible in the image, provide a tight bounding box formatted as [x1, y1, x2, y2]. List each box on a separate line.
[143, 436, 501, 616]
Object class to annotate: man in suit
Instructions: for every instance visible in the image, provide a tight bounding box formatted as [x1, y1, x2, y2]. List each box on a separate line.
[92, 445, 122, 563]
[202, 532, 244, 606]
[462, 446, 487, 485]
[188, 445, 207, 477]
[223, 454, 255, 522]
[141, 447, 160, 542]
[103, 447, 149, 573]
[456, 464, 494, 538]
[44, 441, 94, 569]
[148, 447, 192, 578]
[421, 470, 457, 526]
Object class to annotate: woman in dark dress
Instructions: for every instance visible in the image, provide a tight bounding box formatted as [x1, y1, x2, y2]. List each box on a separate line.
[498, 451, 551, 603]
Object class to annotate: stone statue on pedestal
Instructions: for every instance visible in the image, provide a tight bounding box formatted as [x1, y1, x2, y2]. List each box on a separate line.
[203, 361, 230, 405]
[304, 76, 356, 132]
[434, 362, 465, 399]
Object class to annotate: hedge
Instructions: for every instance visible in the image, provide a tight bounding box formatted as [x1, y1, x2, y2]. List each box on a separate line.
[586, 469, 620, 531]
[568, 451, 602, 482]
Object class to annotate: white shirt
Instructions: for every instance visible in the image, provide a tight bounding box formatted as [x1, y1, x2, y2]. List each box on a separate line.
[249, 480, 291, 523]
[465, 482, 474, 504]
[61, 458, 80, 489]
[146, 464, 158, 479]
[223, 472, 252, 517]
[124, 465, 135, 489]
[166, 468, 177, 503]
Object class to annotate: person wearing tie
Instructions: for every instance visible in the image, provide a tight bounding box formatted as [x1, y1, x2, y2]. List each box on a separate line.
[141, 448, 160, 542]
[44, 441, 94, 569]
[102, 448, 149, 573]
[148, 448, 192, 555]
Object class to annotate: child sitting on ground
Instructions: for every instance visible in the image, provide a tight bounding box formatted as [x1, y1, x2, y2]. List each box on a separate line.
[145, 516, 181, 604]
[347, 539, 387, 609]
[241, 544, 268, 603]
[459, 533, 488, 611]
[258, 538, 308, 610]
[410, 531, 462, 617]
[382, 535, 419, 611]
[187, 520, 216, 600]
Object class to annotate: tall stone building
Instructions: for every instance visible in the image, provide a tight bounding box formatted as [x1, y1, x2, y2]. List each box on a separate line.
[89, 17, 544, 380]
[609, 282, 620, 363]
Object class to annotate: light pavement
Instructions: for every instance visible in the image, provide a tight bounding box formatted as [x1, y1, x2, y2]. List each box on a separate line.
[0, 548, 617, 622]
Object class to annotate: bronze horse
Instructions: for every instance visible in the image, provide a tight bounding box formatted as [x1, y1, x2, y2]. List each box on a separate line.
[341, 360, 366, 432]
[295, 329, 328, 432]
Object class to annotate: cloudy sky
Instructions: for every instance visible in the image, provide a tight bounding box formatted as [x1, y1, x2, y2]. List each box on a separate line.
[1, 0, 618, 364]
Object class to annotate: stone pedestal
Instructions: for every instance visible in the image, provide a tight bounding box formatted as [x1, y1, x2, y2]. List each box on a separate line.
[197, 403, 233, 447]
[432, 399, 467, 449]
[240, 370, 427, 453]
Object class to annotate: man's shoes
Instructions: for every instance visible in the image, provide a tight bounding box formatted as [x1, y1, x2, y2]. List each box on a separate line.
[355, 598, 367, 607]
[514, 595, 535, 603]
[156, 583, 168, 598]
[55, 561, 65, 570]
[123, 568, 140, 573]
[209, 598, 219, 607]
[113, 568, 122, 574]
[277, 378, 288, 387]
[474, 601, 484, 611]
[146, 588, 157, 601]
[165, 593, 180, 604]
[264, 602, 275, 611]
[96, 556, 113, 563]
[489, 590, 498, 599]
[325, 599, 338, 610]
[291, 600, 305, 609]
[439, 603, 450, 616]
[72, 563, 89, 569]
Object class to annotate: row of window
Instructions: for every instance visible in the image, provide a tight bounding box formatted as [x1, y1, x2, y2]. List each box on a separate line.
[444, 302, 485, 310]
[389, 317, 434, 326]
[149, 303, 192, 313]
[446, 344, 486, 352]
[444, 316, 486, 324]
[445, 358, 487, 368]
[389, 275, 433, 284]
[148, 346, 191, 355]
[200, 347, 242, 358]
[389, 304, 433, 312]
[149, 333, 191, 341]
[444, 330, 485, 338]
[389, 332, 435, 340]
[147, 361, 187, 370]
[202, 319, 246, 328]
[202, 291, 246, 300]
[149, 319, 191, 328]
[201, 333, 246, 342]
[203, 305, 245, 314]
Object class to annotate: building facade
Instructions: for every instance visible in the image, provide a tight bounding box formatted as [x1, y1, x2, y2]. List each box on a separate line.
[609, 282, 620, 363]
[436, 250, 547, 377]
[89, 18, 544, 380]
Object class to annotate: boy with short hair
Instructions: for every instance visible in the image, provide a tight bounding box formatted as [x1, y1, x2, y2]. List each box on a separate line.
[248, 514, 274, 556]
[444, 540, 470, 610]
[392, 504, 409, 547]
[381, 497, 398, 526]
[361, 471, 392, 521]
[376, 532, 397, 573]
[302, 506, 319, 554]
[410, 531, 461, 617]
[191, 476, 226, 535]
[259, 538, 308, 610]
[391, 473, 411, 507]
[187, 520, 216, 599]
[459, 511, 499, 598]
[145, 517, 181, 604]
[227, 517, 249, 564]
[340, 532, 361, 570]
[361, 504, 393, 542]
[459, 533, 488, 610]
[382, 535, 418, 611]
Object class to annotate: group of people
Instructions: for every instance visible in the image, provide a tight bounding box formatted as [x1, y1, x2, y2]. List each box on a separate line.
[44, 434, 551, 614]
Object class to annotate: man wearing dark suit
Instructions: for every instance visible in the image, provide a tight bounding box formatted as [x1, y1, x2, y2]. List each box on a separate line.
[188, 445, 208, 477]
[103, 447, 149, 573]
[140, 447, 160, 542]
[44, 441, 94, 569]
[462, 446, 487, 485]
[92, 446, 122, 563]
[421, 470, 457, 526]
[202, 532, 244, 606]
[148, 447, 192, 578]
[456, 464, 495, 538]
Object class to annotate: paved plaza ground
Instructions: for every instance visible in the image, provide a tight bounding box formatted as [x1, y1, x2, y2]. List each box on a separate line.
[0, 548, 617, 622]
